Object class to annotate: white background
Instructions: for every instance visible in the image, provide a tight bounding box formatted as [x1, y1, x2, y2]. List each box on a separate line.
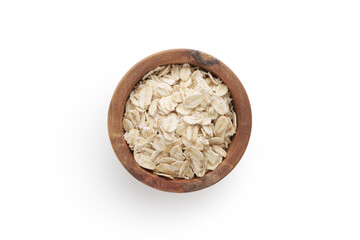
[1, 0, 359, 239]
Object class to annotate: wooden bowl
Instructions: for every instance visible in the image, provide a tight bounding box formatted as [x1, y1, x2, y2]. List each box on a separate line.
[108, 49, 252, 193]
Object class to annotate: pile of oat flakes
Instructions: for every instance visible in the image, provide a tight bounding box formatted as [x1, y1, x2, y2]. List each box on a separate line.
[123, 64, 236, 179]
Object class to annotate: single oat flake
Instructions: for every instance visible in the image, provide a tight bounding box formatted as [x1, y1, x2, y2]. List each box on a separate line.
[123, 64, 236, 179]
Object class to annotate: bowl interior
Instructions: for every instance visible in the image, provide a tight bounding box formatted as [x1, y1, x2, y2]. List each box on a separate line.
[108, 49, 251, 192]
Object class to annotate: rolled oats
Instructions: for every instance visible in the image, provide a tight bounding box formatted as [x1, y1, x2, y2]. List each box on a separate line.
[123, 64, 237, 179]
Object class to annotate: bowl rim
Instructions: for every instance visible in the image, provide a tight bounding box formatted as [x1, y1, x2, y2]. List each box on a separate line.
[108, 49, 252, 193]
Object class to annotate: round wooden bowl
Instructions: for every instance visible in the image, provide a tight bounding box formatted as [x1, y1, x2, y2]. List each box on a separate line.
[108, 49, 252, 193]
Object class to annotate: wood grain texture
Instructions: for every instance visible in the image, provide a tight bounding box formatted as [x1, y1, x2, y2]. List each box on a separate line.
[108, 49, 252, 193]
